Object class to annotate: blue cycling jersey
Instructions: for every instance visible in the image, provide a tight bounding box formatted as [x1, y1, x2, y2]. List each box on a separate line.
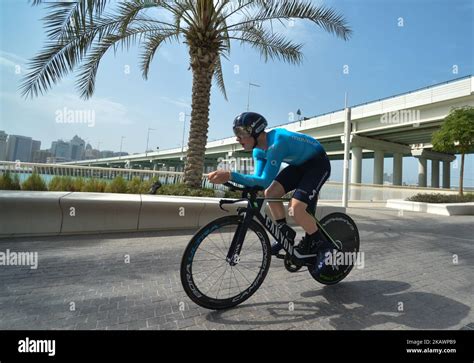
[230, 128, 325, 188]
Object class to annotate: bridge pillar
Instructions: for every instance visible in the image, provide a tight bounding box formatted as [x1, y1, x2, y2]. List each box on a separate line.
[351, 146, 362, 184]
[418, 157, 427, 187]
[443, 161, 451, 189]
[373, 149, 384, 185]
[431, 160, 440, 188]
[393, 153, 403, 186]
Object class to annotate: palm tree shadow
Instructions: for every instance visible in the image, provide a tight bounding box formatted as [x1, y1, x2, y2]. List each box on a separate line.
[206, 280, 470, 329]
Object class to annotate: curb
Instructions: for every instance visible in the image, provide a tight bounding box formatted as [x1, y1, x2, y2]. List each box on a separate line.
[0, 191, 345, 238]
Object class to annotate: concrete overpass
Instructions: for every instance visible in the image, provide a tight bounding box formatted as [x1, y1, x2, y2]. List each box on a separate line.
[66, 75, 474, 188]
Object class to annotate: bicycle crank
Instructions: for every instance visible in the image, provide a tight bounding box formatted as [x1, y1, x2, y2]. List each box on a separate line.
[284, 253, 303, 272]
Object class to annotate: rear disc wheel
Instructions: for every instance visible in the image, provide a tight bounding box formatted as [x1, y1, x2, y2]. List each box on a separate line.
[309, 213, 360, 285]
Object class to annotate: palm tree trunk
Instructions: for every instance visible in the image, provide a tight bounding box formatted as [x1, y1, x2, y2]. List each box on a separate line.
[184, 49, 217, 188]
[460, 153, 464, 196]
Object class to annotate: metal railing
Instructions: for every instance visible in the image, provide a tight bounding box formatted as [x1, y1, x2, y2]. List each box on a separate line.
[0, 161, 186, 185]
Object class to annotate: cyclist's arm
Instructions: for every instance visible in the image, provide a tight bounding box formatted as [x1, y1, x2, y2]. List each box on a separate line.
[230, 142, 285, 188]
[254, 156, 266, 176]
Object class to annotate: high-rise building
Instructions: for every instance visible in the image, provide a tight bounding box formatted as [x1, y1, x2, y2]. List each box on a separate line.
[31, 140, 41, 160]
[99, 150, 114, 158]
[32, 150, 52, 163]
[46, 156, 68, 163]
[85, 149, 100, 159]
[0, 131, 7, 160]
[6, 135, 33, 162]
[51, 140, 72, 161]
[70, 135, 85, 161]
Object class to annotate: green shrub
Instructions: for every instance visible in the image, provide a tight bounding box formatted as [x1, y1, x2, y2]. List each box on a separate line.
[0, 172, 21, 190]
[406, 193, 474, 203]
[72, 177, 85, 191]
[48, 176, 63, 191]
[48, 176, 85, 192]
[224, 189, 242, 198]
[141, 177, 160, 194]
[81, 178, 107, 192]
[127, 176, 145, 194]
[21, 173, 47, 191]
[155, 183, 216, 197]
[105, 176, 128, 193]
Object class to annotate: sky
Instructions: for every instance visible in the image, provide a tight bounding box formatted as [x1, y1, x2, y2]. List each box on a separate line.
[0, 0, 473, 186]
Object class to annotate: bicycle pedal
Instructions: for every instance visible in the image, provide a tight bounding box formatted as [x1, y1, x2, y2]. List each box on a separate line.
[275, 253, 286, 259]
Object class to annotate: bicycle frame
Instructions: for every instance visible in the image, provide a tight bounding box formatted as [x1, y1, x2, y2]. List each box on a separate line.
[221, 194, 340, 265]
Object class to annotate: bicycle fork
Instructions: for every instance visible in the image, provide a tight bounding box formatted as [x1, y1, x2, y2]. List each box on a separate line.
[226, 209, 254, 266]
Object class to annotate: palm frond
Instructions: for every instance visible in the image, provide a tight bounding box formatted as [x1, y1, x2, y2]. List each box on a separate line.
[31, 0, 109, 41]
[164, 0, 198, 29]
[19, 15, 129, 99]
[213, 55, 228, 100]
[230, 22, 303, 64]
[76, 25, 176, 99]
[139, 30, 181, 80]
[227, 0, 352, 41]
[19, 35, 92, 99]
[115, 0, 165, 36]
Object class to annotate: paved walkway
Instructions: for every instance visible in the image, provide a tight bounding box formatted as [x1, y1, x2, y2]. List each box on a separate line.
[0, 206, 473, 330]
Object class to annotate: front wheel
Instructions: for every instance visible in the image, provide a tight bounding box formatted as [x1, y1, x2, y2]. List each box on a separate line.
[180, 215, 271, 310]
[309, 212, 360, 285]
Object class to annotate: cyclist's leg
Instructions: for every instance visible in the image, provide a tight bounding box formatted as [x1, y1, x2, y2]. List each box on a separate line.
[272, 164, 303, 221]
[268, 165, 303, 255]
[264, 180, 286, 221]
[291, 154, 331, 254]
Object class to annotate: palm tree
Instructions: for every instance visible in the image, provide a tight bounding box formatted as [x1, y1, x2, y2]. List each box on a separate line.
[21, 0, 352, 188]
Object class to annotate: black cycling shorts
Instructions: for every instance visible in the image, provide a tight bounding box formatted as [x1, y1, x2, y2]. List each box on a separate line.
[274, 153, 331, 216]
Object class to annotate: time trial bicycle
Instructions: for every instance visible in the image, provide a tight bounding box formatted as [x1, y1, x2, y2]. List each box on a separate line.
[180, 182, 360, 310]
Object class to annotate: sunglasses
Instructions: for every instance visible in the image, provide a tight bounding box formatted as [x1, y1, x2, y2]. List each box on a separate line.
[233, 126, 252, 138]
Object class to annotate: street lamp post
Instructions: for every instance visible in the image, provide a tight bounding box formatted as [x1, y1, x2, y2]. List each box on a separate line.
[119, 136, 125, 160]
[247, 82, 261, 111]
[146, 127, 155, 157]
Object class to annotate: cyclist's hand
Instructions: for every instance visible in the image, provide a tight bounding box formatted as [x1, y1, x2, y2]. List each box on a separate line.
[208, 170, 231, 184]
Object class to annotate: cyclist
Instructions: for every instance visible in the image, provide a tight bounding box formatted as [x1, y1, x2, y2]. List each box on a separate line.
[208, 111, 332, 262]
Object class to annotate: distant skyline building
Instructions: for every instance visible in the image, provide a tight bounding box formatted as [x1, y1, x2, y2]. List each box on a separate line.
[32, 149, 52, 163]
[85, 147, 100, 160]
[70, 135, 85, 161]
[99, 150, 114, 158]
[50, 140, 72, 161]
[46, 156, 68, 163]
[0, 130, 7, 160]
[5, 134, 40, 162]
[1, 130, 132, 163]
[31, 140, 41, 159]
